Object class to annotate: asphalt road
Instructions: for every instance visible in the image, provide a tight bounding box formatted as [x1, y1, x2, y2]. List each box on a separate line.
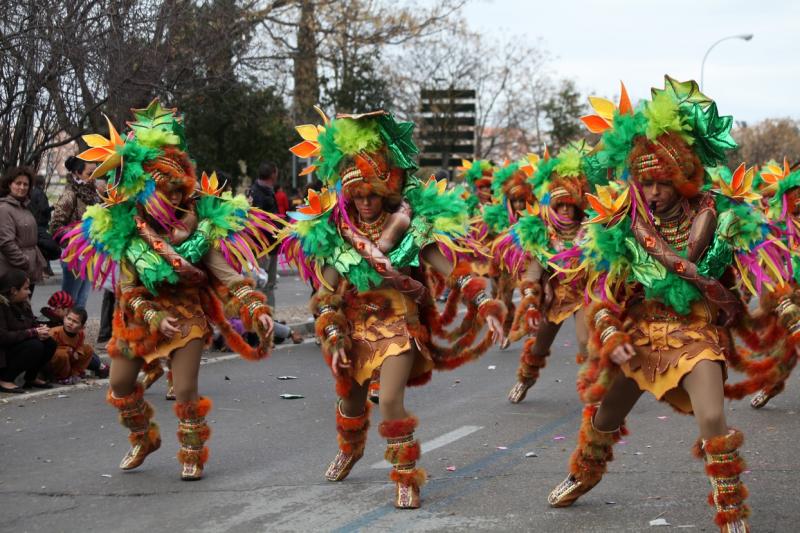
[1, 318, 798, 532]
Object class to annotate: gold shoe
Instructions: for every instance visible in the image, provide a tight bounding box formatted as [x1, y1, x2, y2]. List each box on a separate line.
[719, 519, 750, 533]
[181, 461, 203, 481]
[119, 435, 161, 470]
[548, 474, 596, 508]
[395, 468, 421, 509]
[750, 389, 772, 409]
[508, 379, 536, 404]
[165, 383, 176, 401]
[500, 337, 511, 350]
[325, 450, 363, 481]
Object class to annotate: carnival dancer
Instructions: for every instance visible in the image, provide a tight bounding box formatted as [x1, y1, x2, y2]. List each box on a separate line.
[280, 110, 506, 508]
[482, 160, 537, 344]
[458, 159, 496, 277]
[547, 77, 800, 533]
[493, 143, 590, 403]
[721, 160, 800, 409]
[59, 100, 277, 480]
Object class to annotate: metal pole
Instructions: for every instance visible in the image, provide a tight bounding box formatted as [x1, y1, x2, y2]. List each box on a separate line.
[700, 34, 753, 90]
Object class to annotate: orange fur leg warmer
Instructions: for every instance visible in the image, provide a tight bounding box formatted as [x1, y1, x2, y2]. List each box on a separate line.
[692, 429, 750, 531]
[379, 414, 426, 508]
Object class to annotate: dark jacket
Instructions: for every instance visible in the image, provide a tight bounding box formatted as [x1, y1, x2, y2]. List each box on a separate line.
[249, 181, 278, 214]
[28, 187, 52, 228]
[0, 294, 37, 368]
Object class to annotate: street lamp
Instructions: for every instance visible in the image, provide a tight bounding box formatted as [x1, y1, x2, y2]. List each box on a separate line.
[700, 33, 753, 90]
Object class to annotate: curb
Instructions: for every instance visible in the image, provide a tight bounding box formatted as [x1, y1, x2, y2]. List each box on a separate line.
[1, 333, 316, 403]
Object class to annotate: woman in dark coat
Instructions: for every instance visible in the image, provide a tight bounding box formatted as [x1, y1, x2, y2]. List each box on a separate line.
[0, 269, 56, 393]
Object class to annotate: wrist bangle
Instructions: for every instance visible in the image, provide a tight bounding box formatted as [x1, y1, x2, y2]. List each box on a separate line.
[777, 298, 798, 318]
[600, 325, 619, 344]
[473, 292, 490, 309]
[594, 308, 612, 328]
[143, 309, 159, 325]
[456, 275, 472, 290]
[317, 305, 336, 316]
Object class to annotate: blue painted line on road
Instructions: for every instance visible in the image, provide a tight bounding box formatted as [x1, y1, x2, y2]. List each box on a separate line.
[332, 406, 582, 532]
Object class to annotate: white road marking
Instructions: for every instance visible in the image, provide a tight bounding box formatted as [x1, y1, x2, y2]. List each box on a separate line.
[370, 425, 483, 468]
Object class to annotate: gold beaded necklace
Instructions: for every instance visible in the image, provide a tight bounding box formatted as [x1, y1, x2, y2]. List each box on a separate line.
[356, 211, 388, 243]
[653, 202, 691, 251]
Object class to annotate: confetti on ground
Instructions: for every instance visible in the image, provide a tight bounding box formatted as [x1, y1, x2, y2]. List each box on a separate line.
[618, 440, 627, 445]
[280, 394, 304, 399]
[487, 365, 497, 370]
[446, 466, 456, 471]
[649, 518, 670, 526]
[277, 376, 298, 380]
[100, 474, 112, 478]
[553, 435, 565, 441]
[657, 416, 669, 420]
[496, 446, 508, 450]
[525, 452, 538, 458]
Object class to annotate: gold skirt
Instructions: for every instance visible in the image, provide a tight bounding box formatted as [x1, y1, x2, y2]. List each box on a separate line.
[621, 300, 727, 414]
[143, 290, 211, 363]
[344, 288, 433, 386]
[546, 281, 583, 325]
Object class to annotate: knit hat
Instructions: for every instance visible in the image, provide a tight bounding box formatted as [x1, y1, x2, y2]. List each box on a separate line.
[47, 290, 74, 310]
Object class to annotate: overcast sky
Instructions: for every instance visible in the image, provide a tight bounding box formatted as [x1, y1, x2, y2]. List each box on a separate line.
[462, 0, 799, 124]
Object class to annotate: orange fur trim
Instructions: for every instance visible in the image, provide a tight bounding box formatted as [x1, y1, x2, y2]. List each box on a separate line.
[389, 466, 427, 488]
[477, 299, 506, 322]
[406, 370, 432, 387]
[202, 287, 270, 361]
[336, 402, 370, 454]
[378, 415, 418, 438]
[702, 428, 744, 455]
[461, 277, 487, 303]
[310, 292, 343, 315]
[568, 404, 624, 484]
[174, 397, 213, 420]
[449, 261, 473, 281]
[106, 383, 144, 408]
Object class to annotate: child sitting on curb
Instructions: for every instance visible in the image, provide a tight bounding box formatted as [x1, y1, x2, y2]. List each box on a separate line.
[47, 307, 94, 384]
[41, 291, 109, 378]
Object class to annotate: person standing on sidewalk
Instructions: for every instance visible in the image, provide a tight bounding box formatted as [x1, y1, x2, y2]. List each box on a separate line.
[249, 162, 279, 308]
[49, 156, 99, 307]
[0, 167, 47, 294]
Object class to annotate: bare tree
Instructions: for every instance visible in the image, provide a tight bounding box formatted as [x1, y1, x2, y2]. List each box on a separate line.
[387, 19, 551, 162]
[0, 0, 273, 171]
[729, 118, 800, 168]
[251, 0, 465, 122]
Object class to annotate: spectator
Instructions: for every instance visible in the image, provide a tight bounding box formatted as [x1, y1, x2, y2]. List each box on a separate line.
[47, 307, 94, 384]
[49, 156, 99, 307]
[275, 184, 290, 218]
[0, 269, 56, 393]
[0, 167, 47, 292]
[249, 161, 279, 307]
[28, 174, 59, 272]
[94, 176, 115, 344]
[40, 290, 74, 327]
[40, 289, 109, 378]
